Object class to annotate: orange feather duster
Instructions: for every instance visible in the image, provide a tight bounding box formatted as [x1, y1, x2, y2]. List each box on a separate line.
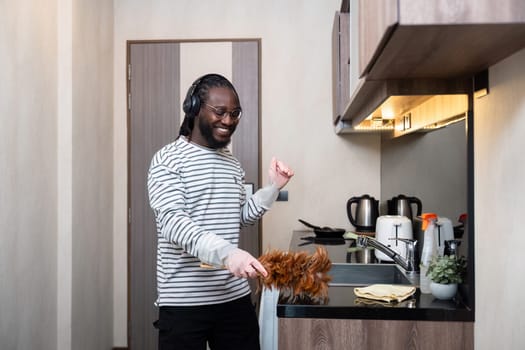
[257, 246, 332, 305]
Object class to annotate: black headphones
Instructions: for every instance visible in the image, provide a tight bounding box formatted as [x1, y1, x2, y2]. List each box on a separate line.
[182, 73, 238, 118]
[182, 75, 207, 117]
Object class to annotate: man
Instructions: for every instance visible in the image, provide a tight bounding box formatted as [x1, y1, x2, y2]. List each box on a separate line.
[148, 73, 294, 350]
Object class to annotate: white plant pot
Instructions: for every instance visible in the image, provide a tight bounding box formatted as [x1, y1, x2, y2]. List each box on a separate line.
[430, 282, 457, 300]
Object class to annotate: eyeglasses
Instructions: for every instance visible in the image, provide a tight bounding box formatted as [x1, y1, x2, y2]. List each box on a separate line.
[203, 103, 242, 121]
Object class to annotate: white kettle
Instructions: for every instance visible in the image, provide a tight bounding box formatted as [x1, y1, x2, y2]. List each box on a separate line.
[375, 215, 413, 262]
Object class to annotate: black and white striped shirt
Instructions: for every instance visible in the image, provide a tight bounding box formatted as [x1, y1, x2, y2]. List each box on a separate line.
[148, 137, 270, 306]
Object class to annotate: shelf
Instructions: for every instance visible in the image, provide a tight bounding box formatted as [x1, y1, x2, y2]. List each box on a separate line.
[336, 78, 471, 134]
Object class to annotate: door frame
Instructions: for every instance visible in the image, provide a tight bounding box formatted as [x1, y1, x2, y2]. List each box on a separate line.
[126, 38, 262, 349]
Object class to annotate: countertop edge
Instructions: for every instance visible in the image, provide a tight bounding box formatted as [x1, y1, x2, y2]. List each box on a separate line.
[277, 304, 474, 322]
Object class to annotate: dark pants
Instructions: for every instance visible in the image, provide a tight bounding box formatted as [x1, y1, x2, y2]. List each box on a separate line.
[154, 295, 260, 350]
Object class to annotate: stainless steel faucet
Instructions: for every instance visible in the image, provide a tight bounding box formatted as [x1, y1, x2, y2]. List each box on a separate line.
[356, 236, 419, 274]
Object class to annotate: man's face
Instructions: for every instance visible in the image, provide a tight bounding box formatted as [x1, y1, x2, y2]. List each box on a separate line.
[192, 86, 241, 149]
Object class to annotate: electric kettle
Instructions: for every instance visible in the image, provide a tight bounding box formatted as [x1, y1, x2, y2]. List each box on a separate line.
[346, 194, 379, 232]
[387, 194, 423, 221]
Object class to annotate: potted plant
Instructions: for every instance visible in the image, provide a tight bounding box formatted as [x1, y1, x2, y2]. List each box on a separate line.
[426, 255, 467, 300]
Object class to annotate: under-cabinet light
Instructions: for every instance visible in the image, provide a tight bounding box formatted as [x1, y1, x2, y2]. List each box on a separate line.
[422, 113, 467, 130]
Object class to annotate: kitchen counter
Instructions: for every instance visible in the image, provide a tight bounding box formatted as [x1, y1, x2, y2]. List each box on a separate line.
[276, 230, 473, 321]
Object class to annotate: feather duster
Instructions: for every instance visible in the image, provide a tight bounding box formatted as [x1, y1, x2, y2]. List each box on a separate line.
[257, 246, 332, 305]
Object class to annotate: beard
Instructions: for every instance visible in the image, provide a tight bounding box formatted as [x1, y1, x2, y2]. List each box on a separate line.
[197, 116, 236, 149]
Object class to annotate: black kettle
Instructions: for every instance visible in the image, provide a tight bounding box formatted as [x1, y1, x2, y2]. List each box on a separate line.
[346, 194, 379, 232]
[387, 194, 422, 221]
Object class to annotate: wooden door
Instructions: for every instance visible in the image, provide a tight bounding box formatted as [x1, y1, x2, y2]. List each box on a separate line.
[128, 42, 181, 350]
[127, 40, 260, 350]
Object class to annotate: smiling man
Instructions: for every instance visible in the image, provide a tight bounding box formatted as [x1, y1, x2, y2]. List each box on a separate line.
[147, 73, 294, 350]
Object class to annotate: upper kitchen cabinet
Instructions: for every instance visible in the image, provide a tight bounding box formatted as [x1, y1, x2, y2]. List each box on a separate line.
[361, 0, 525, 80]
[335, 0, 525, 134]
[358, 0, 397, 79]
[332, 11, 350, 123]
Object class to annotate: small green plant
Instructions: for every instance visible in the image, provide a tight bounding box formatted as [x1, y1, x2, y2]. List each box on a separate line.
[426, 255, 467, 284]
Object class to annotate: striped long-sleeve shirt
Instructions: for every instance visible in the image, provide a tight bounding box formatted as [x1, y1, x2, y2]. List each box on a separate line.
[147, 137, 277, 306]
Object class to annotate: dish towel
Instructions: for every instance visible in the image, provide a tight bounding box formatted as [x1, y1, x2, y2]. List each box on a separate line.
[259, 287, 279, 350]
[354, 284, 416, 303]
[354, 297, 399, 307]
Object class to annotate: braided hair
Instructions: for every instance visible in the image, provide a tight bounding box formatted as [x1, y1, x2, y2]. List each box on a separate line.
[179, 73, 240, 140]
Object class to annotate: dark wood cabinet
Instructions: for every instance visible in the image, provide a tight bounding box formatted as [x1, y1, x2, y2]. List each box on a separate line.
[332, 11, 350, 123]
[357, 0, 397, 77]
[334, 0, 525, 131]
[279, 318, 474, 350]
[358, 0, 525, 80]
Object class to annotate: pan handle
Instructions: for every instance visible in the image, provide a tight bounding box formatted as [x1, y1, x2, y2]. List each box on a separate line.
[298, 219, 321, 230]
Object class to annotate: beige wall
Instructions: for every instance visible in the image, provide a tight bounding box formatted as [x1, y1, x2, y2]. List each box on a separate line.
[474, 47, 525, 349]
[0, 0, 114, 349]
[113, 0, 380, 346]
[113, 0, 525, 343]
[1, 1, 58, 349]
[2, 0, 523, 348]
[70, 0, 114, 349]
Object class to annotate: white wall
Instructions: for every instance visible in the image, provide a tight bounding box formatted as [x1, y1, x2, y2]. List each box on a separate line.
[113, 0, 380, 346]
[475, 48, 525, 349]
[0, 1, 114, 349]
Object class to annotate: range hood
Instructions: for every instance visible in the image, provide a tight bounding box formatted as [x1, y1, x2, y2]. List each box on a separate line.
[335, 78, 471, 137]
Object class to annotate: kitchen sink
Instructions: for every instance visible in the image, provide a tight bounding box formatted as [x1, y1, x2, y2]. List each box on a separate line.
[328, 263, 414, 286]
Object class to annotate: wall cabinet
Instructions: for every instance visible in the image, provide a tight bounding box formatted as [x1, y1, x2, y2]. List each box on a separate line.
[358, 0, 397, 78]
[331, 11, 349, 123]
[359, 0, 525, 81]
[335, 0, 525, 133]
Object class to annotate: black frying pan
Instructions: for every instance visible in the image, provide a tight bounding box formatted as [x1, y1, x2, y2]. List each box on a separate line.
[298, 219, 346, 238]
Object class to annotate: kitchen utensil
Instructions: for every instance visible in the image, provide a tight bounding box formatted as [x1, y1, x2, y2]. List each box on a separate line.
[298, 219, 346, 238]
[375, 215, 413, 262]
[346, 194, 379, 232]
[435, 217, 455, 256]
[387, 194, 422, 222]
[299, 236, 347, 246]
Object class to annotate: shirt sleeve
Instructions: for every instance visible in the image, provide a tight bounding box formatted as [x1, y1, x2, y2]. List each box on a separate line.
[240, 182, 280, 226]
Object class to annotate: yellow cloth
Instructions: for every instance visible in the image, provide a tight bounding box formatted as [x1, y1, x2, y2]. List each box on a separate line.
[354, 297, 398, 307]
[354, 284, 416, 303]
